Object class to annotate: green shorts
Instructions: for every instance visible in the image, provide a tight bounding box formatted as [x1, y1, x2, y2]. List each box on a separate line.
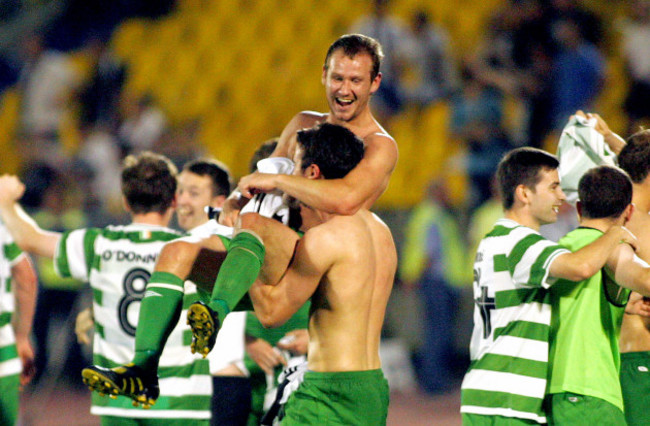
[461, 413, 541, 425]
[101, 416, 209, 426]
[620, 351, 650, 426]
[0, 372, 19, 426]
[282, 369, 389, 425]
[547, 392, 626, 425]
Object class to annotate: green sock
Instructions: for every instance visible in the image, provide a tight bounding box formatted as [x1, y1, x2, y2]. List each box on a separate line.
[133, 271, 184, 371]
[209, 230, 265, 320]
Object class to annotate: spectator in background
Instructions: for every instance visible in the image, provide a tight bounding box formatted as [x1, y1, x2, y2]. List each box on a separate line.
[117, 92, 166, 154]
[17, 33, 79, 164]
[450, 66, 512, 210]
[402, 9, 458, 110]
[621, 0, 650, 131]
[351, 0, 411, 126]
[399, 178, 470, 394]
[153, 119, 206, 171]
[550, 18, 605, 129]
[546, 0, 604, 49]
[77, 36, 126, 131]
[75, 124, 124, 223]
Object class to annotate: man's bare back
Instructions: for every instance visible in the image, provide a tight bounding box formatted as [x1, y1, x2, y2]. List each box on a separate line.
[620, 208, 650, 352]
[250, 208, 396, 372]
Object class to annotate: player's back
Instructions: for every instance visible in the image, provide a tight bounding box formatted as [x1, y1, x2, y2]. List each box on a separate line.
[56, 223, 212, 419]
[307, 209, 396, 372]
[620, 208, 650, 352]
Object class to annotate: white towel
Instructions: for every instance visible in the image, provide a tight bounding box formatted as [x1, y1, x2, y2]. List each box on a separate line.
[557, 115, 617, 205]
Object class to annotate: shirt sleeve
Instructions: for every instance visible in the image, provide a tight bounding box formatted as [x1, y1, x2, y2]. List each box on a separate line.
[54, 228, 100, 281]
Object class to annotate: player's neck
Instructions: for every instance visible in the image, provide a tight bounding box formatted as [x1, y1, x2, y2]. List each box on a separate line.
[299, 204, 330, 230]
[633, 184, 650, 214]
[327, 109, 378, 135]
[504, 208, 541, 231]
[578, 218, 618, 234]
[131, 211, 171, 228]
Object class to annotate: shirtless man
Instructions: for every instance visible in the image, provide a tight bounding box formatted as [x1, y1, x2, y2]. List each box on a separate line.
[185, 32, 398, 358]
[80, 34, 397, 407]
[247, 122, 396, 425]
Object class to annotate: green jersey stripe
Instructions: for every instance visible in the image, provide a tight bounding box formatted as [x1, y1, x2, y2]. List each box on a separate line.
[486, 225, 516, 238]
[509, 233, 546, 274]
[0, 341, 18, 361]
[495, 288, 548, 308]
[99, 229, 180, 243]
[529, 244, 565, 287]
[0, 312, 10, 328]
[83, 229, 101, 275]
[469, 353, 547, 379]
[3, 242, 22, 263]
[462, 388, 545, 418]
[494, 320, 549, 343]
[56, 231, 72, 278]
[92, 393, 211, 414]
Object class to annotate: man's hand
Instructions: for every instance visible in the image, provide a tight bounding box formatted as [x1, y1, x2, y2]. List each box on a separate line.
[625, 292, 650, 317]
[610, 226, 638, 252]
[75, 307, 94, 345]
[15, 336, 35, 388]
[219, 196, 243, 226]
[237, 172, 279, 198]
[572, 110, 626, 155]
[245, 335, 286, 375]
[0, 175, 25, 207]
[277, 329, 309, 355]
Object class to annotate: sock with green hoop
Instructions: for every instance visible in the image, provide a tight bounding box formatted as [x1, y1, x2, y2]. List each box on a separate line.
[209, 230, 265, 320]
[133, 271, 185, 372]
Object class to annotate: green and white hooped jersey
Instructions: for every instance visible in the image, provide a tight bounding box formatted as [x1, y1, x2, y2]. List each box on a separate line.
[0, 220, 25, 380]
[461, 218, 569, 424]
[55, 223, 211, 420]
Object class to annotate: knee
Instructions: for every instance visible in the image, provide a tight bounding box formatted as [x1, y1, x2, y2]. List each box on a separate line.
[238, 212, 266, 231]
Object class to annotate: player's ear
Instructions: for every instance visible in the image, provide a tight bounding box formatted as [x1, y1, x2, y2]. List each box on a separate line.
[576, 200, 583, 219]
[514, 184, 530, 205]
[321, 66, 328, 86]
[305, 164, 322, 179]
[624, 203, 634, 224]
[370, 72, 382, 95]
[122, 196, 132, 214]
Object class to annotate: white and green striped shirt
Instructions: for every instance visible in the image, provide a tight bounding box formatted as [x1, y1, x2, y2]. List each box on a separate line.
[0, 220, 26, 381]
[461, 218, 569, 423]
[55, 223, 211, 420]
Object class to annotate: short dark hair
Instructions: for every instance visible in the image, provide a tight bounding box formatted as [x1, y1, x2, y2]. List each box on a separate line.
[121, 151, 177, 215]
[324, 34, 383, 80]
[249, 138, 279, 173]
[182, 158, 232, 197]
[618, 129, 650, 184]
[496, 147, 559, 210]
[296, 123, 365, 179]
[578, 165, 632, 219]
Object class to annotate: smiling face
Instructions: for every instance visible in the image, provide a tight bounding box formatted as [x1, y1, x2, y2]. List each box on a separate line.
[528, 167, 566, 226]
[176, 171, 221, 231]
[322, 50, 381, 123]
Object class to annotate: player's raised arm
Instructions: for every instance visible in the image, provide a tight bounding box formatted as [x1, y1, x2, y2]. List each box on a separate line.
[0, 175, 61, 258]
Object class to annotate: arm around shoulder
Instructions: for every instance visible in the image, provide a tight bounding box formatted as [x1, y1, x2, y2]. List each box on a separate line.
[250, 225, 336, 328]
[549, 225, 637, 282]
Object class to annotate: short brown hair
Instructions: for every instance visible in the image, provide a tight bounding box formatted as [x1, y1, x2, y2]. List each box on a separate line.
[324, 34, 383, 80]
[121, 151, 177, 214]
